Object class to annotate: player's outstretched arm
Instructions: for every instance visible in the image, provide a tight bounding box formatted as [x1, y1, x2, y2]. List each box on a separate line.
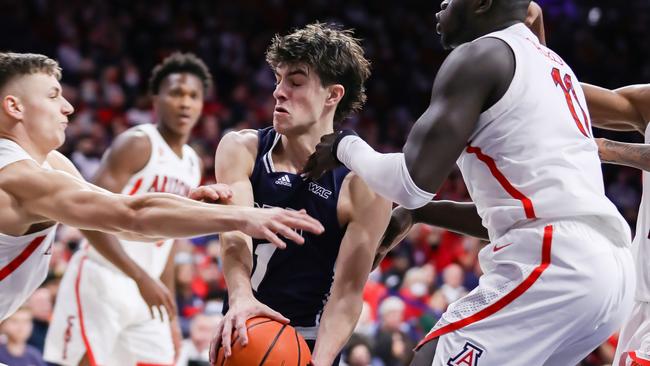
[311, 174, 391, 366]
[49, 136, 179, 321]
[5, 158, 322, 244]
[595, 138, 650, 172]
[373, 201, 488, 269]
[305, 38, 514, 210]
[582, 83, 650, 133]
[210, 130, 290, 361]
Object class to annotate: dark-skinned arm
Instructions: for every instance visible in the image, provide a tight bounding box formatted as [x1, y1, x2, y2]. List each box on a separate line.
[582, 83, 650, 133]
[596, 138, 650, 171]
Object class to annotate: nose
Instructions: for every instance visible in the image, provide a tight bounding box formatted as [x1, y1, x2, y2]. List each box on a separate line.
[61, 96, 74, 116]
[272, 82, 288, 102]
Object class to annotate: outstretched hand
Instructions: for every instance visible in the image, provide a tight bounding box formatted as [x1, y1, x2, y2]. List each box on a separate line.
[303, 132, 341, 180]
[241, 207, 324, 249]
[372, 206, 414, 269]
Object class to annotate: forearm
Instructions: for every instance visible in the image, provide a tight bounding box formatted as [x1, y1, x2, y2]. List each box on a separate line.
[126, 193, 246, 238]
[412, 200, 488, 240]
[336, 136, 434, 209]
[221, 232, 254, 300]
[599, 139, 650, 171]
[312, 291, 364, 365]
[80, 230, 146, 281]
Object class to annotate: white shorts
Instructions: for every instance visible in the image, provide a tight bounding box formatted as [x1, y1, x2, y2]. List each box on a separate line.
[418, 218, 635, 366]
[614, 300, 650, 366]
[43, 251, 174, 366]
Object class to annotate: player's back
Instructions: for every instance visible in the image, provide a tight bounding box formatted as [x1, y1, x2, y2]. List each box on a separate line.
[222, 127, 349, 339]
[456, 23, 629, 243]
[0, 139, 58, 321]
[85, 123, 201, 278]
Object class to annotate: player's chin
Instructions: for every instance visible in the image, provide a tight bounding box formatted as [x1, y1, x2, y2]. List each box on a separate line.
[272, 117, 293, 134]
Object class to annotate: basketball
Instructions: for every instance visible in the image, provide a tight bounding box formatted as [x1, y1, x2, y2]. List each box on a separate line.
[214, 317, 311, 366]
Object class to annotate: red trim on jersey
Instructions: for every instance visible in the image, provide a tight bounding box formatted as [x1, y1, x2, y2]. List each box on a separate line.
[0, 235, 46, 281]
[128, 178, 144, 196]
[415, 225, 553, 350]
[630, 351, 650, 366]
[74, 256, 99, 366]
[466, 145, 536, 218]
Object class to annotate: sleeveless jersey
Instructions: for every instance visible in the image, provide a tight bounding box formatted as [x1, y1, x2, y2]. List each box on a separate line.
[455, 23, 630, 243]
[224, 127, 350, 339]
[0, 139, 58, 320]
[632, 123, 650, 301]
[85, 124, 201, 278]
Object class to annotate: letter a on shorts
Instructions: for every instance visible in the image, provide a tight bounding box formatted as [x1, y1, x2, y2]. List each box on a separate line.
[448, 342, 484, 366]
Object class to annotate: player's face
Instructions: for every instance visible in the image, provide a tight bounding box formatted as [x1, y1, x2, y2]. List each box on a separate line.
[272, 63, 331, 135]
[154, 73, 204, 137]
[436, 0, 475, 49]
[14, 73, 74, 150]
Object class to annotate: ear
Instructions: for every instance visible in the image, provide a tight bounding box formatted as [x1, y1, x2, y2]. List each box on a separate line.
[325, 84, 345, 107]
[476, 0, 493, 14]
[2, 95, 23, 120]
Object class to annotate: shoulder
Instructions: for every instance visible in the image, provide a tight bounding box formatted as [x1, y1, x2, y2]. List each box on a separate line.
[437, 38, 514, 88]
[102, 128, 152, 173]
[215, 129, 259, 177]
[45, 151, 84, 179]
[216, 129, 259, 160]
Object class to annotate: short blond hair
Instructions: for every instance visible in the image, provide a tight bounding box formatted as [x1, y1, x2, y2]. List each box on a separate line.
[0, 52, 61, 91]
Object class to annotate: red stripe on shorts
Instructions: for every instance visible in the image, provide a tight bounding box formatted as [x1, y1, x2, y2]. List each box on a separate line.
[74, 255, 99, 366]
[416, 225, 553, 350]
[466, 145, 536, 219]
[0, 235, 46, 281]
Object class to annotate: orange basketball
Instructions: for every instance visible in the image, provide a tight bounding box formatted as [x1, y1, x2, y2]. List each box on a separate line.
[214, 317, 312, 366]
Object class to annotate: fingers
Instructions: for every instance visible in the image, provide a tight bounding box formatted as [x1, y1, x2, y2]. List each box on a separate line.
[262, 227, 287, 249]
[235, 316, 248, 347]
[162, 290, 176, 320]
[283, 211, 324, 234]
[221, 316, 234, 357]
[262, 306, 290, 324]
[209, 321, 225, 363]
[188, 185, 233, 202]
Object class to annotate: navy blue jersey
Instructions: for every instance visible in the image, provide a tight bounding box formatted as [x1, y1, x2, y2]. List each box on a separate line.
[224, 127, 350, 337]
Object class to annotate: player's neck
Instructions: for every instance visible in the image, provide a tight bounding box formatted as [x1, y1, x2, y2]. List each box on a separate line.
[0, 130, 49, 164]
[6, 340, 26, 356]
[157, 124, 188, 157]
[275, 123, 334, 174]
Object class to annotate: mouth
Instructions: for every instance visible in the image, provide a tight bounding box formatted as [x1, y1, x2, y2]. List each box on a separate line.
[60, 121, 68, 128]
[435, 12, 443, 34]
[274, 106, 289, 115]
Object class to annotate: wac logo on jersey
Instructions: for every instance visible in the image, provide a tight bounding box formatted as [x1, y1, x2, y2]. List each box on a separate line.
[308, 181, 332, 199]
[448, 342, 483, 366]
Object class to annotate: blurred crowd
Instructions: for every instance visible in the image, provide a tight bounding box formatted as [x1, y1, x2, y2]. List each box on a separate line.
[0, 0, 648, 365]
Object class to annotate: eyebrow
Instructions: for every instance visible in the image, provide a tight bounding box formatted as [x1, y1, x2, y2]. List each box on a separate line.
[275, 69, 309, 78]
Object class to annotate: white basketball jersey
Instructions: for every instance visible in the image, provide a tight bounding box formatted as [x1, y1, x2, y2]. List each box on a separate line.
[85, 124, 201, 278]
[456, 23, 629, 243]
[0, 139, 58, 321]
[632, 124, 650, 301]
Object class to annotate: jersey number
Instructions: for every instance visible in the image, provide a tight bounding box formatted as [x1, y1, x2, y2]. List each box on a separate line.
[251, 243, 276, 291]
[551, 68, 591, 138]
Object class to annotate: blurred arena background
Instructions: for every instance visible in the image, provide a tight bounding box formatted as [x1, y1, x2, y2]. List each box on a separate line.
[0, 0, 648, 365]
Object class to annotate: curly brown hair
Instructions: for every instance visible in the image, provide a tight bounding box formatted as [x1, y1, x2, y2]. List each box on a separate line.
[0, 52, 61, 91]
[266, 22, 371, 123]
[148, 52, 213, 95]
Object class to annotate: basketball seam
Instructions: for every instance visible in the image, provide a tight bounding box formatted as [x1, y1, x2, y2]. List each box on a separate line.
[294, 328, 301, 366]
[259, 324, 288, 366]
